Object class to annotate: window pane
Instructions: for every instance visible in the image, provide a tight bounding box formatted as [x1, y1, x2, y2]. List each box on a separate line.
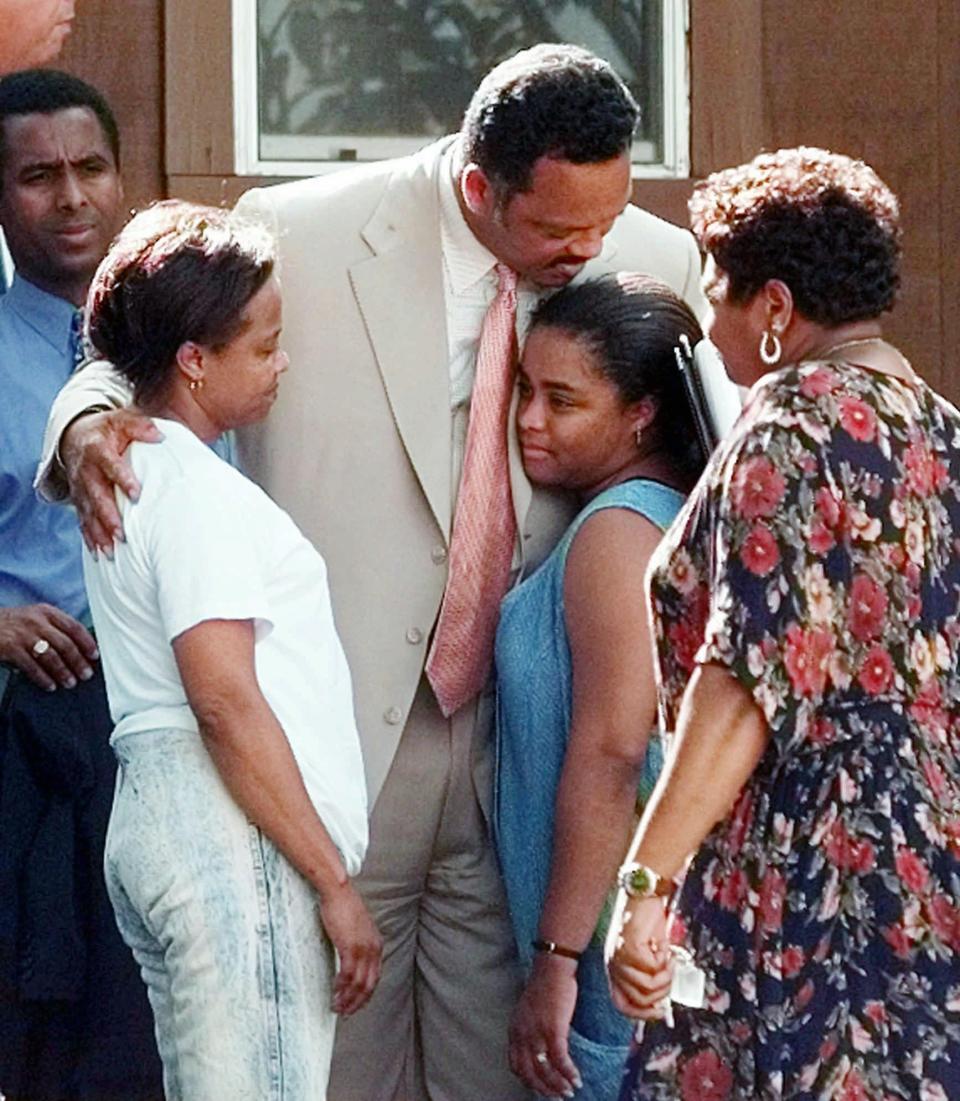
[255, 0, 682, 171]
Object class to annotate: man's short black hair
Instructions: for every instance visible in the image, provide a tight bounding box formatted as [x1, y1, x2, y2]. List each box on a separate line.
[0, 68, 120, 174]
[460, 43, 638, 204]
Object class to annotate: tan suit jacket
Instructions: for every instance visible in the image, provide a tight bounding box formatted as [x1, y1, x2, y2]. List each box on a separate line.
[40, 137, 708, 806]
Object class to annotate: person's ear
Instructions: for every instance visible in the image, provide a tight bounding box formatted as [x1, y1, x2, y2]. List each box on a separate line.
[174, 341, 205, 388]
[760, 279, 795, 337]
[628, 395, 658, 436]
[460, 163, 496, 219]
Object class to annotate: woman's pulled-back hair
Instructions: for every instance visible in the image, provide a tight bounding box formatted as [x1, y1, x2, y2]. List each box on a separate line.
[87, 200, 276, 405]
[529, 273, 705, 483]
[689, 146, 901, 324]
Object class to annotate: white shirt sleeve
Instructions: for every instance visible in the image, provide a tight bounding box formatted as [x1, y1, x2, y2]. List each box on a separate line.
[141, 469, 274, 645]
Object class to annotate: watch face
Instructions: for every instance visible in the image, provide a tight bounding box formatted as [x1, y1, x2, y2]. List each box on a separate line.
[621, 864, 657, 898]
[631, 866, 654, 896]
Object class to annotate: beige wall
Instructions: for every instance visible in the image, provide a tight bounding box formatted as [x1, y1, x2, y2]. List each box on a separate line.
[56, 0, 960, 401]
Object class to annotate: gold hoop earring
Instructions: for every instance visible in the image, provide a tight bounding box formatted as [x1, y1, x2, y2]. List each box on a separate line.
[759, 330, 782, 367]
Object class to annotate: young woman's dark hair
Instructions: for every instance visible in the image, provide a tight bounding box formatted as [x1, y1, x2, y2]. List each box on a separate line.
[87, 200, 275, 406]
[529, 272, 705, 484]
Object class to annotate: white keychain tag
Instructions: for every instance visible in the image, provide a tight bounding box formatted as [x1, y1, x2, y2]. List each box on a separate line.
[635, 946, 706, 1035]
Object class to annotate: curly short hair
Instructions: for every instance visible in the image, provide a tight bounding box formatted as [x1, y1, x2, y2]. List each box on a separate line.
[87, 200, 275, 406]
[529, 273, 705, 483]
[689, 146, 901, 325]
[460, 43, 638, 204]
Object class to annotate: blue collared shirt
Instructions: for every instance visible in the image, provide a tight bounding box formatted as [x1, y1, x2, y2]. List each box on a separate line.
[0, 275, 89, 619]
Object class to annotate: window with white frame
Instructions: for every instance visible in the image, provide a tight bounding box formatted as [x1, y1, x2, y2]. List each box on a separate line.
[234, 0, 689, 178]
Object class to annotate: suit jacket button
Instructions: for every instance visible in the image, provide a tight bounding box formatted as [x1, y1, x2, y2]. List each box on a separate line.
[431, 545, 447, 564]
[406, 627, 423, 645]
[384, 706, 403, 725]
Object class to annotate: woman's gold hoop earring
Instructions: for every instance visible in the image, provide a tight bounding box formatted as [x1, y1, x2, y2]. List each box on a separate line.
[759, 331, 782, 367]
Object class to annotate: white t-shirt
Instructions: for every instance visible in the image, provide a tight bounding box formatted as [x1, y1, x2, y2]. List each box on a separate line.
[83, 418, 368, 874]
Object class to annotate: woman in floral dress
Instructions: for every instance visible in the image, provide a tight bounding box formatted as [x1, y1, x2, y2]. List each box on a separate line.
[607, 147, 960, 1100]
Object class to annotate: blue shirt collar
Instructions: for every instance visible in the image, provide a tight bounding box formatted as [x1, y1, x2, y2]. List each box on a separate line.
[4, 274, 78, 360]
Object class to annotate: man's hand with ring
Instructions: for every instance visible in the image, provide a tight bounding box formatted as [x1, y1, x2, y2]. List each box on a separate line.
[508, 953, 582, 1097]
[0, 604, 99, 691]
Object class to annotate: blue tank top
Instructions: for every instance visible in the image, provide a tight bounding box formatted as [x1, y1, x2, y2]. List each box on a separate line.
[493, 479, 684, 967]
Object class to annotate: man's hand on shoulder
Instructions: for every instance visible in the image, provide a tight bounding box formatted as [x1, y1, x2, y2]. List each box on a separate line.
[0, 604, 99, 691]
[62, 408, 162, 553]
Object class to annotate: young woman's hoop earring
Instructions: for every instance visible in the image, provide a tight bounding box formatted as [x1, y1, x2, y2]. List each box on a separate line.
[759, 331, 782, 366]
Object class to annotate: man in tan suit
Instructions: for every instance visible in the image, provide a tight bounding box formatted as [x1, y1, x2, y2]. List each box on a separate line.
[40, 44, 711, 1101]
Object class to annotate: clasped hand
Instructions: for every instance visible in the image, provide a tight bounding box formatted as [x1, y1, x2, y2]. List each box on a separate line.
[605, 894, 675, 1021]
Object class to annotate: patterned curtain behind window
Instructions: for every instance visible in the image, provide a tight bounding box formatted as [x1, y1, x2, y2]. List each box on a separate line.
[258, 0, 664, 163]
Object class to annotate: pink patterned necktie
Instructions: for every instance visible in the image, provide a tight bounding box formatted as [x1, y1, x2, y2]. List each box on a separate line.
[426, 263, 519, 717]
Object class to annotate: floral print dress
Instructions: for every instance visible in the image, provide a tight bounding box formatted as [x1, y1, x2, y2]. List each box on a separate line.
[621, 359, 960, 1101]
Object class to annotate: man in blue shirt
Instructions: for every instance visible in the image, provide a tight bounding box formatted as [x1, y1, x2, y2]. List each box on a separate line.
[0, 69, 123, 689]
[0, 69, 162, 1100]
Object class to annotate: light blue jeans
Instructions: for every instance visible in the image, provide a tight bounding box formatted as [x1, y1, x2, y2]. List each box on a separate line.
[104, 728, 336, 1100]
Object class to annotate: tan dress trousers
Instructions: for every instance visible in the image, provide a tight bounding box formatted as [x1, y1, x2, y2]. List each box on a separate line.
[328, 677, 529, 1101]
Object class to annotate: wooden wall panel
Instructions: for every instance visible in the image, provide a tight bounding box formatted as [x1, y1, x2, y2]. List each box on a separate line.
[938, 0, 960, 402]
[757, 2, 941, 389]
[688, 0, 765, 173]
[56, 0, 164, 213]
[680, 0, 950, 397]
[166, 175, 274, 209]
[165, 0, 235, 176]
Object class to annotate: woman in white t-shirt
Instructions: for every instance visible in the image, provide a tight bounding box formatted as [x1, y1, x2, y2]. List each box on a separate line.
[80, 201, 381, 1100]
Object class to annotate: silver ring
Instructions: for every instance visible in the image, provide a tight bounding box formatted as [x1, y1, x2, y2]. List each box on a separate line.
[32, 638, 50, 657]
[535, 1052, 549, 1065]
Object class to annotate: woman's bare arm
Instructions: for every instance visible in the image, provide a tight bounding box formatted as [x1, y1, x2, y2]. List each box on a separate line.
[608, 662, 769, 1018]
[173, 617, 382, 1015]
[508, 508, 663, 1097]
